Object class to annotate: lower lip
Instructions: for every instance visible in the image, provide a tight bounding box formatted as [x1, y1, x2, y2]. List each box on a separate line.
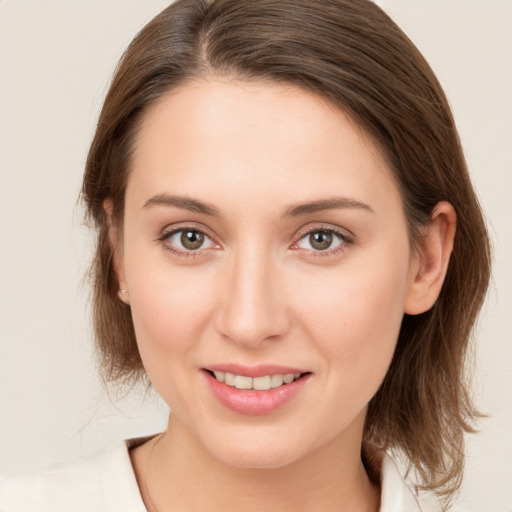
[204, 371, 310, 416]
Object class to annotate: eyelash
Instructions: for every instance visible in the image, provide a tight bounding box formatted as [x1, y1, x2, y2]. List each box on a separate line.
[157, 225, 353, 258]
[293, 226, 353, 257]
[156, 227, 215, 258]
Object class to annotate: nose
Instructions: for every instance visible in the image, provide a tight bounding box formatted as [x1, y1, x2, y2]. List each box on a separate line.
[214, 246, 290, 349]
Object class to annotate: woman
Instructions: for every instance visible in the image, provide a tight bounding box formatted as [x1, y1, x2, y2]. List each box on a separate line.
[0, 0, 491, 510]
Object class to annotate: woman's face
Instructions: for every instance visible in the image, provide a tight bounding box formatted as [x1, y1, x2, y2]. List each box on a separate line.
[116, 78, 420, 468]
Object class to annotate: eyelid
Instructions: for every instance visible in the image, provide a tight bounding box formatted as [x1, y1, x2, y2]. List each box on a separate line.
[156, 222, 353, 257]
[157, 223, 221, 255]
[291, 223, 354, 255]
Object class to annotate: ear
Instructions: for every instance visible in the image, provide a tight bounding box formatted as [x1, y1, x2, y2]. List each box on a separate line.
[103, 199, 130, 305]
[404, 201, 456, 315]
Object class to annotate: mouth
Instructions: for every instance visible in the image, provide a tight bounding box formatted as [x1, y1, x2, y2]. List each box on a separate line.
[205, 370, 307, 391]
[202, 366, 312, 415]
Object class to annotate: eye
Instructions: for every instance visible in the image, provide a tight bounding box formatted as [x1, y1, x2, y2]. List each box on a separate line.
[160, 228, 216, 254]
[294, 228, 348, 253]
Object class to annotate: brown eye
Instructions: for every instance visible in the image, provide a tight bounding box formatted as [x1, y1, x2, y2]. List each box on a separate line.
[309, 231, 333, 250]
[180, 230, 205, 250]
[295, 228, 346, 253]
[161, 228, 216, 254]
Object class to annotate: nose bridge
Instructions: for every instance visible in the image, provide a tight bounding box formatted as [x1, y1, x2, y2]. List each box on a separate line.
[216, 241, 288, 347]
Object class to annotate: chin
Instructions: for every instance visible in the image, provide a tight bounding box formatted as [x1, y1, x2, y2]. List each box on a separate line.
[218, 447, 302, 470]
[199, 428, 311, 470]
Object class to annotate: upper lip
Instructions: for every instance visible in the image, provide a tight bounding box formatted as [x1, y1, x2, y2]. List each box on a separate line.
[204, 363, 308, 378]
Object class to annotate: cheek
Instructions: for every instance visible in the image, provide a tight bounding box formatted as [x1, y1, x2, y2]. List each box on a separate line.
[123, 248, 217, 379]
[130, 268, 216, 336]
[126, 270, 218, 409]
[293, 248, 410, 381]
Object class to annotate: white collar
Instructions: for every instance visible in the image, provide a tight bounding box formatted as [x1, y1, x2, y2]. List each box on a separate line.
[380, 453, 440, 511]
[126, 437, 436, 511]
[0, 438, 438, 511]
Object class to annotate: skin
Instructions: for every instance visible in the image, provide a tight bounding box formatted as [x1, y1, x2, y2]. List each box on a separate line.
[107, 77, 456, 512]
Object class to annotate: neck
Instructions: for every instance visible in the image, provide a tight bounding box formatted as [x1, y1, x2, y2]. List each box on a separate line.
[131, 414, 380, 512]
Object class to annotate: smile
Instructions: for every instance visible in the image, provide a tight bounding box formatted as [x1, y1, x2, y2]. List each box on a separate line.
[203, 365, 311, 415]
[211, 371, 302, 391]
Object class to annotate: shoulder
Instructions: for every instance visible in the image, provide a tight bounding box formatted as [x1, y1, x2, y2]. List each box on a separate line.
[0, 439, 148, 512]
[380, 454, 468, 512]
[379, 454, 440, 512]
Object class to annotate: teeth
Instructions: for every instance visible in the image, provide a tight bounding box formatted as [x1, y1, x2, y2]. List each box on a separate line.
[271, 374, 284, 388]
[224, 372, 236, 386]
[213, 371, 225, 382]
[213, 371, 302, 390]
[253, 375, 272, 391]
[283, 374, 294, 384]
[234, 375, 253, 390]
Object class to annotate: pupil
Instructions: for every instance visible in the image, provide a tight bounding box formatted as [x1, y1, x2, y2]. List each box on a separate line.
[310, 231, 332, 250]
[181, 230, 204, 250]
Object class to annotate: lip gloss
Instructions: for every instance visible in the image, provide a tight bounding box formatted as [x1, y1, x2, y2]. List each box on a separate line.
[203, 369, 310, 416]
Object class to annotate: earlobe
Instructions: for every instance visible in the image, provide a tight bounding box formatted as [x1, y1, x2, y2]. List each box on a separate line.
[103, 199, 130, 305]
[404, 201, 456, 315]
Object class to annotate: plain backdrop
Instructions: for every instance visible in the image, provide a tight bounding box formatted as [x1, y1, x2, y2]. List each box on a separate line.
[0, 1, 510, 511]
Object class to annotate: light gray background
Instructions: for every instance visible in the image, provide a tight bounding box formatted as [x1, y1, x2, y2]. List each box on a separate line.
[0, 1, 510, 511]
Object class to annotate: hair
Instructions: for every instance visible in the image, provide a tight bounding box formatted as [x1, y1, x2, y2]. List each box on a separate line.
[81, 0, 491, 505]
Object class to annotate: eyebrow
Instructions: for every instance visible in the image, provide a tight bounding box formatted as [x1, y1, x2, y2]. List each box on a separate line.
[282, 197, 374, 218]
[142, 194, 374, 218]
[143, 194, 220, 216]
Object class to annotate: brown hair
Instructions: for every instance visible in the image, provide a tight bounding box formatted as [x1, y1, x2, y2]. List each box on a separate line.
[82, 0, 491, 504]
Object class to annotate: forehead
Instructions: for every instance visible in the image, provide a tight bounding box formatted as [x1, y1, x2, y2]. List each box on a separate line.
[127, 77, 401, 218]
[135, 77, 382, 164]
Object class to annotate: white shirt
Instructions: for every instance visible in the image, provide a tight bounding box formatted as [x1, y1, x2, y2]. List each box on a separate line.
[0, 436, 438, 511]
